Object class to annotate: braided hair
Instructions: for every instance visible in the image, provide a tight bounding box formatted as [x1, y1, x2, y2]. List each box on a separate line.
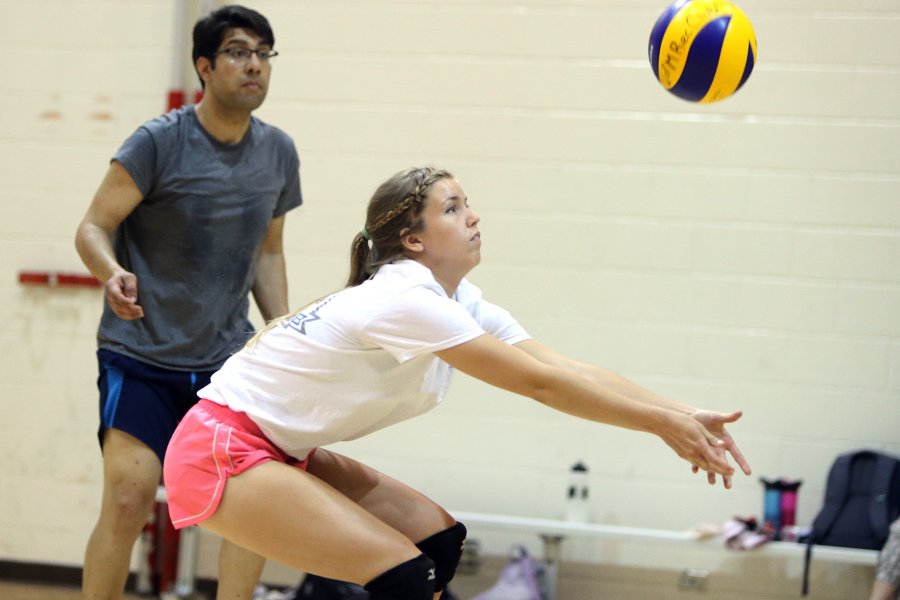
[346, 166, 453, 287]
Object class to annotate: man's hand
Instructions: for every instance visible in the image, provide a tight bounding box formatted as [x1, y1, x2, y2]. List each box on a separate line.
[105, 271, 144, 320]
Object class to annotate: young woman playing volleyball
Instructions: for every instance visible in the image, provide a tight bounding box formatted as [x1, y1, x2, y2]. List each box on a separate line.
[164, 166, 752, 600]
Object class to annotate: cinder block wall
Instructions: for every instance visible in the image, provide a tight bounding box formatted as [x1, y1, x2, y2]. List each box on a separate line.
[2, 1, 898, 598]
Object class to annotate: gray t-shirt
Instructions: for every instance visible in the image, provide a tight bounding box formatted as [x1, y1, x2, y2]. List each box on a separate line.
[98, 106, 302, 370]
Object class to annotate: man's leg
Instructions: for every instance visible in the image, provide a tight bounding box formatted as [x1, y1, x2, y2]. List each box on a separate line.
[216, 539, 266, 600]
[83, 429, 161, 600]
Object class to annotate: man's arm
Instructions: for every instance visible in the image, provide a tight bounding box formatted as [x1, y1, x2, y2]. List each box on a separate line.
[251, 215, 290, 322]
[74, 161, 145, 320]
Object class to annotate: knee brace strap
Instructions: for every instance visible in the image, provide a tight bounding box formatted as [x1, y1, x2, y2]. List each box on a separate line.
[415, 521, 467, 591]
[364, 553, 435, 600]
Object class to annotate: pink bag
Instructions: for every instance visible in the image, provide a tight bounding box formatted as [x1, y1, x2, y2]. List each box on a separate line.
[471, 546, 544, 600]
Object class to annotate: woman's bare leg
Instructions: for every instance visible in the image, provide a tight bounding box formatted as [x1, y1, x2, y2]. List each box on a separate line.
[307, 448, 457, 541]
[201, 460, 421, 586]
[308, 449, 459, 600]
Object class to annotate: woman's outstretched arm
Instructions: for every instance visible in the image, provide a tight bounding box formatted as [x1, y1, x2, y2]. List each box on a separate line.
[435, 335, 751, 488]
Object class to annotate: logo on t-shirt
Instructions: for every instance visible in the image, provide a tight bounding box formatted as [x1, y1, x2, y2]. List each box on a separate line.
[282, 296, 335, 335]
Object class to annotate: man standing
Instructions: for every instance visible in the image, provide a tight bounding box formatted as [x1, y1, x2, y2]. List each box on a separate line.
[74, 6, 301, 599]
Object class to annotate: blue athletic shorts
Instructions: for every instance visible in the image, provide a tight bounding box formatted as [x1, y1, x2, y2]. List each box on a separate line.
[97, 349, 217, 465]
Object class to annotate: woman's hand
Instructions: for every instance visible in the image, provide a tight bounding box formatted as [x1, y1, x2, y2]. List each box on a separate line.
[658, 409, 751, 489]
[689, 410, 752, 489]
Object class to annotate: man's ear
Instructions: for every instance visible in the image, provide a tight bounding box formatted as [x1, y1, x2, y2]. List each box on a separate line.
[400, 228, 424, 254]
[196, 57, 213, 86]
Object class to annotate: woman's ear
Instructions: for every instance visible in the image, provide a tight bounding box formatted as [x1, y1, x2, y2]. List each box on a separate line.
[400, 228, 424, 254]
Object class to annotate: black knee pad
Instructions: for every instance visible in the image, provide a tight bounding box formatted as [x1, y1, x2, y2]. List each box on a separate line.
[364, 553, 435, 600]
[415, 521, 467, 591]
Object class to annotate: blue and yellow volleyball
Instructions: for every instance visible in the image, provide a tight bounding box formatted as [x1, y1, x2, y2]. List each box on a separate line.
[648, 0, 757, 103]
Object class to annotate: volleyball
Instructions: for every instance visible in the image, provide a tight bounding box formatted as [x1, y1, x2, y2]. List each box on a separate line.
[648, 0, 757, 103]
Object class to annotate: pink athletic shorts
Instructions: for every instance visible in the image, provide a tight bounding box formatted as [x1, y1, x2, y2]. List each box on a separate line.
[163, 399, 315, 529]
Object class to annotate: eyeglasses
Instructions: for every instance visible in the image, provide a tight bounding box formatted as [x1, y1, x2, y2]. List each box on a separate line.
[214, 47, 279, 64]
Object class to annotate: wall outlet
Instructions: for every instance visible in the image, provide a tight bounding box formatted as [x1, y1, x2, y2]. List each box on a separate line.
[678, 568, 709, 592]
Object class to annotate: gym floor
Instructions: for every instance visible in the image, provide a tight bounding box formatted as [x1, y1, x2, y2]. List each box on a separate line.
[0, 580, 142, 599]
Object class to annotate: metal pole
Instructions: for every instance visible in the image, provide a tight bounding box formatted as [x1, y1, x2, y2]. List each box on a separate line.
[174, 527, 200, 598]
[539, 534, 565, 600]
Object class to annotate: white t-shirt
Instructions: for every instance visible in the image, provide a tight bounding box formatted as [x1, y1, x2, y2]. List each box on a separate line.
[199, 259, 531, 459]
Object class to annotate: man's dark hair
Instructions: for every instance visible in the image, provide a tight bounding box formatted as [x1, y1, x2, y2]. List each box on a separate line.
[192, 4, 275, 84]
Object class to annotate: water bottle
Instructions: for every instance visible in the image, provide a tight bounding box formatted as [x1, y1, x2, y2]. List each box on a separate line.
[565, 461, 590, 522]
[760, 477, 783, 532]
[779, 479, 802, 528]
[760, 477, 803, 539]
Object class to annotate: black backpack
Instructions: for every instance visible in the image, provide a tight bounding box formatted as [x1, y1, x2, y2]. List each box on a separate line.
[802, 449, 900, 596]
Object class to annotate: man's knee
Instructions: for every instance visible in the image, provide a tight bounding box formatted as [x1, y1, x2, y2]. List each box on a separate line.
[416, 521, 467, 591]
[364, 554, 436, 600]
[102, 485, 157, 535]
[102, 430, 161, 511]
[101, 468, 159, 533]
